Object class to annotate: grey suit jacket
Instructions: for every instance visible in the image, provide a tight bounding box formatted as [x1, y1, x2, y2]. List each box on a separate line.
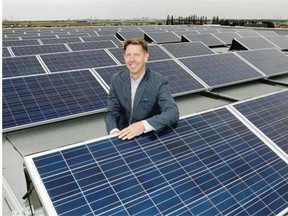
[105, 67, 179, 133]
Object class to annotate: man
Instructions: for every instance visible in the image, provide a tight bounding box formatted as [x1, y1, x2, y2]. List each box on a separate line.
[105, 38, 179, 140]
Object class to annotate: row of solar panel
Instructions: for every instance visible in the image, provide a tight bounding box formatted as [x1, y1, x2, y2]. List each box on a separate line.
[3, 29, 286, 51]
[24, 90, 288, 216]
[3, 48, 288, 132]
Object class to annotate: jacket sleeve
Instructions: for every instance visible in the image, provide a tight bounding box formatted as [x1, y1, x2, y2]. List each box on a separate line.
[105, 76, 120, 133]
[146, 76, 179, 131]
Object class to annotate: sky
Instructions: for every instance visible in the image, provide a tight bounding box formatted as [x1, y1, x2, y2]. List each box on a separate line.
[2, 0, 288, 21]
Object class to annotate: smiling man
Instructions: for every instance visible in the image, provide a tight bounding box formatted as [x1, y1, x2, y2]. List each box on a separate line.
[105, 38, 179, 140]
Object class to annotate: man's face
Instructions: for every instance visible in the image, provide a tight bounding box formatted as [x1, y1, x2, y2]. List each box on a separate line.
[124, 44, 149, 78]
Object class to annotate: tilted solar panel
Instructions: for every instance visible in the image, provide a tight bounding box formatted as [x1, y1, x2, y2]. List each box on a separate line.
[161, 41, 215, 58]
[68, 40, 117, 52]
[2, 47, 12, 57]
[179, 52, 264, 89]
[265, 35, 288, 50]
[80, 35, 123, 47]
[144, 32, 181, 43]
[2, 39, 41, 47]
[3, 56, 46, 78]
[116, 31, 145, 40]
[182, 33, 225, 47]
[231, 37, 278, 50]
[2, 70, 108, 132]
[40, 49, 118, 72]
[24, 107, 288, 215]
[237, 48, 288, 77]
[40, 37, 82, 45]
[11, 44, 70, 56]
[232, 90, 288, 155]
[213, 32, 242, 45]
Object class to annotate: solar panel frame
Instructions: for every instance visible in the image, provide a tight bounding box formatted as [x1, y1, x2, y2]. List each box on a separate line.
[236, 48, 288, 77]
[178, 52, 264, 89]
[2, 69, 109, 132]
[232, 37, 278, 50]
[24, 106, 288, 216]
[40, 49, 118, 72]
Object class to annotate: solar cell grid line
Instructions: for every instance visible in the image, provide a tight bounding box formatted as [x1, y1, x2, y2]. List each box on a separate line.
[182, 33, 225, 47]
[2, 56, 47, 78]
[10, 43, 70, 57]
[178, 52, 264, 89]
[2, 47, 12, 57]
[67, 40, 117, 52]
[2, 69, 108, 132]
[236, 48, 288, 77]
[24, 106, 288, 216]
[106, 44, 172, 65]
[160, 41, 215, 58]
[231, 89, 288, 156]
[39, 49, 118, 73]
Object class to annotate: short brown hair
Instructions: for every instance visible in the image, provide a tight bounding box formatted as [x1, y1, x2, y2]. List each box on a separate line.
[124, 38, 148, 53]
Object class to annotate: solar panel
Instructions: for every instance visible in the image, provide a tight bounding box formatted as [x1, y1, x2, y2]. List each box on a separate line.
[107, 45, 171, 65]
[2, 70, 108, 132]
[24, 107, 288, 215]
[236, 31, 261, 38]
[3, 56, 46, 78]
[2, 39, 41, 47]
[40, 37, 82, 45]
[116, 31, 145, 40]
[172, 30, 199, 37]
[231, 37, 278, 50]
[81, 35, 123, 46]
[161, 41, 214, 58]
[213, 32, 242, 45]
[257, 31, 279, 37]
[144, 32, 181, 43]
[182, 33, 225, 47]
[67, 40, 117, 51]
[179, 52, 264, 89]
[11, 44, 70, 56]
[40, 49, 118, 72]
[265, 35, 288, 50]
[232, 90, 288, 155]
[237, 48, 288, 77]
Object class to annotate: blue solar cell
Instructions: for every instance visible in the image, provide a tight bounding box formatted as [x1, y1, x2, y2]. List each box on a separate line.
[25, 107, 288, 215]
[40, 49, 118, 72]
[3, 56, 46, 78]
[2, 47, 11, 57]
[11, 44, 69, 56]
[233, 90, 288, 154]
[68, 40, 117, 51]
[2, 70, 108, 131]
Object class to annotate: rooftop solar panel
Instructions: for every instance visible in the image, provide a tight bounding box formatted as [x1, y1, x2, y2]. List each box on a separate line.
[182, 33, 225, 47]
[3, 56, 46, 78]
[161, 41, 215, 58]
[236, 48, 288, 77]
[179, 52, 264, 89]
[236, 30, 260, 38]
[40, 37, 82, 45]
[116, 31, 145, 40]
[40, 49, 118, 72]
[257, 31, 279, 37]
[81, 35, 123, 46]
[172, 30, 199, 37]
[232, 90, 288, 155]
[24, 107, 288, 216]
[67, 40, 117, 51]
[144, 32, 181, 43]
[11, 44, 70, 56]
[265, 35, 288, 50]
[230, 37, 278, 50]
[107, 45, 171, 65]
[212, 32, 242, 45]
[2, 70, 108, 132]
[2, 39, 41, 47]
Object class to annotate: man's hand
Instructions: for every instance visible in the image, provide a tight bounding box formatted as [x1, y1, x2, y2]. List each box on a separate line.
[118, 122, 145, 140]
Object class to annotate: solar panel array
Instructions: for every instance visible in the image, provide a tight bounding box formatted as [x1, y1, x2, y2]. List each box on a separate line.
[182, 33, 225, 47]
[3, 25, 288, 133]
[24, 91, 288, 215]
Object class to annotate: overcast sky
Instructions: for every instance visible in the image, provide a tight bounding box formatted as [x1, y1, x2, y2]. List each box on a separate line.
[2, 0, 288, 21]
